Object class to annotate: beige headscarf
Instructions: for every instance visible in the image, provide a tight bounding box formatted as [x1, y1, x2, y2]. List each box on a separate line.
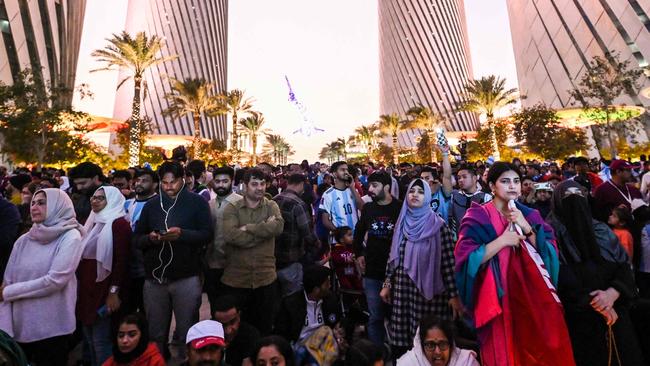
[27, 188, 85, 244]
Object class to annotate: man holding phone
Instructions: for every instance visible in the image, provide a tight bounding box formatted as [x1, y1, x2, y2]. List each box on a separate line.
[319, 161, 365, 243]
[134, 161, 213, 359]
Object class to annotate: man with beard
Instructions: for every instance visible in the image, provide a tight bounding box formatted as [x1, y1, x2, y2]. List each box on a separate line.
[353, 171, 401, 346]
[273, 173, 318, 297]
[222, 168, 284, 335]
[593, 159, 642, 223]
[124, 168, 159, 314]
[68, 162, 104, 224]
[134, 161, 213, 359]
[182, 320, 227, 366]
[206, 166, 242, 314]
[320, 161, 365, 243]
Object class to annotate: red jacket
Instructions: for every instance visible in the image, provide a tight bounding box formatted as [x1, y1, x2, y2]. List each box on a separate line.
[102, 343, 165, 366]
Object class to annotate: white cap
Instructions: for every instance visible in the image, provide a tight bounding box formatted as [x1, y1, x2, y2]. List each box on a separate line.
[186, 320, 225, 349]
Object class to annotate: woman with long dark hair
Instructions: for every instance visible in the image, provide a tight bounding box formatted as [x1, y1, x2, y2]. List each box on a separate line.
[547, 180, 643, 365]
[102, 313, 164, 366]
[455, 162, 574, 366]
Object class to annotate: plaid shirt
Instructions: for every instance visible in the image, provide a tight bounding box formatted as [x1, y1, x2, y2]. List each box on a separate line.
[273, 189, 317, 268]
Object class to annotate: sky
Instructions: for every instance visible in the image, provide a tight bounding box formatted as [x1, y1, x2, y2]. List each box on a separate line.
[72, 0, 518, 163]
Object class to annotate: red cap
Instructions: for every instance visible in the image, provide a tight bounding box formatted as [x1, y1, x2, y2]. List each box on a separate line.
[610, 159, 633, 171]
[190, 336, 225, 350]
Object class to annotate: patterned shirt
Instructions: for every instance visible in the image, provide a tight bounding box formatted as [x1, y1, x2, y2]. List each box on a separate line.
[274, 189, 317, 268]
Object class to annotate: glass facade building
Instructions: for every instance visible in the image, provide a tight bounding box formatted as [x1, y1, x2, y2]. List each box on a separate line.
[113, 0, 228, 142]
[506, 0, 650, 109]
[0, 0, 87, 106]
[379, 0, 478, 148]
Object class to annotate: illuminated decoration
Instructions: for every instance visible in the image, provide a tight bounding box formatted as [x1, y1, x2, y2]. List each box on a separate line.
[555, 106, 645, 128]
[285, 75, 324, 136]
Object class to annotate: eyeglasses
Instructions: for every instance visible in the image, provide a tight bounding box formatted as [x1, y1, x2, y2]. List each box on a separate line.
[90, 196, 106, 201]
[423, 340, 450, 351]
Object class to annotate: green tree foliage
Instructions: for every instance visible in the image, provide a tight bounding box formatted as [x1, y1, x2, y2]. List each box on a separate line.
[466, 118, 510, 161]
[512, 104, 587, 160]
[0, 70, 106, 168]
[114, 116, 164, 168]
[92, 31, 176, 166]
[568, 52, 643, 158]
[416, 133, 433, 164]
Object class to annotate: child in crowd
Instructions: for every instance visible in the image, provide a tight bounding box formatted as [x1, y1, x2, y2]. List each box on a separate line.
[330, 227, 364, 307]
[609, 205, 635, 262]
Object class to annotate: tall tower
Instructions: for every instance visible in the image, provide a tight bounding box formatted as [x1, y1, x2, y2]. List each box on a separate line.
[113, 0, 228, 141]
[379, 0, 478, 148]
[506, 0, 650, 109]
[0, 0, 87, 106]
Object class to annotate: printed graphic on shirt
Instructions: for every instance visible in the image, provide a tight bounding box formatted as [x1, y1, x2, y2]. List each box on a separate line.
[319, 187, 358, 231]
[369, 216, 396, 239]
[430, 189, 450, 222]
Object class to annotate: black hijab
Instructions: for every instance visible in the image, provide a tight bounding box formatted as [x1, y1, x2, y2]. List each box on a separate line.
[549, 180, 602, 264]
[112, 314, 150, 364]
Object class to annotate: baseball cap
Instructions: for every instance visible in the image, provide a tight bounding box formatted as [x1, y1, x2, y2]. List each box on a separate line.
[186, 320, 226, 349]
[610, 159, 633, 171]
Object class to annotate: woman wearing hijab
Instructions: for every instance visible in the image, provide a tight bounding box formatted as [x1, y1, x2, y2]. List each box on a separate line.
[455, 162, 575, 366]
[78, 186, 132, 366]
[379, 178, 462, 360]
[0, 188, 85, 366]
[547, 180, 643, 365]
[102, 313, 164, 366]
[398, 315, 479, 366]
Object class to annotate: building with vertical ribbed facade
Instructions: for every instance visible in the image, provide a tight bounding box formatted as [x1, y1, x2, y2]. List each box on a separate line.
[379, 0, 478, 148]
[506, 0, 650, 109]
[113, 0, 228, 142]
[0, 0, 86, 106]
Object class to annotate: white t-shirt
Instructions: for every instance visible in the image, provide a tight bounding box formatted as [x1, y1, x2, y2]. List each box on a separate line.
[299, 292, 324, 343]
[319, 187, 359, 234]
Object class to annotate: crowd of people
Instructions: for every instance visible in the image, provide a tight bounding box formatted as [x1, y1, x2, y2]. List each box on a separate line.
[0, 146, 649, 366]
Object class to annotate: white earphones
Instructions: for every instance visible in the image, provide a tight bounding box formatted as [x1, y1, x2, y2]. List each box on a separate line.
[151, 179, 185, 284]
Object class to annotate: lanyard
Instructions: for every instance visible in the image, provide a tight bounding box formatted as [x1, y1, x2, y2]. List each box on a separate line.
[607, 180, 632, 205]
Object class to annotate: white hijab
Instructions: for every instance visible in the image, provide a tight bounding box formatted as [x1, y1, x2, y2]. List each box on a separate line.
[397, 327, 480, 366]
[82, 186, 125, 282]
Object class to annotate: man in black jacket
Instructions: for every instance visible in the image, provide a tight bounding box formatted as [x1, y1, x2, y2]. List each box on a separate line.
[134, 161, 213, 358]
[274, 265, 341, 344]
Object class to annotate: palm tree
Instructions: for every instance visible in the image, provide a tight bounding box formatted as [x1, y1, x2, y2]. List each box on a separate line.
[336, 137, 348, 160]
[220, 89, 254, 150]
[378, 113, 406, 165]
[162, 77, 223, 159]
[92, 31, 177, 166]
[319, 143, 339, 164]
[238, 111, 266, 166]
[460, 75, 517, 161]
[353, 124, 378, 161]
[264, 133, 289, 165]
[406, 104, 447, 162]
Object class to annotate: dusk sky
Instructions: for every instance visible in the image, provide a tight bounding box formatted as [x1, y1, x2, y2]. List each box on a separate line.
[73, 1, 518, 162]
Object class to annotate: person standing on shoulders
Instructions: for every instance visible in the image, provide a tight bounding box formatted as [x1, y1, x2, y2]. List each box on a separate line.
[222, 168, 284, 335]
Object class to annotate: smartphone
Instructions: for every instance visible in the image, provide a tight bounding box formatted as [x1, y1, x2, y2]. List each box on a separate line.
[155, 229, 168, 235]
[436, 128, 448, 148]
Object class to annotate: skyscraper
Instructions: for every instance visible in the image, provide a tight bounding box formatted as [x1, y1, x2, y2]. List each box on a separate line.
[506, 0, 650, 109]
[379, 0, 478, 148]
[0, 0, 87, 106]
[113, 0, 228, 142]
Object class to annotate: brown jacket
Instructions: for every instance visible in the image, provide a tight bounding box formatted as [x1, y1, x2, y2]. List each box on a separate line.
[222, 197, 284, 288]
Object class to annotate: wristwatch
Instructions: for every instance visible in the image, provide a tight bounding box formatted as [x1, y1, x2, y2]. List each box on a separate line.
[109, 286, 119, 294]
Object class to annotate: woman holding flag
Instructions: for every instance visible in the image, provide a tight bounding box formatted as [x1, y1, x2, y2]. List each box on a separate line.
[455, 162, 575, 366]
